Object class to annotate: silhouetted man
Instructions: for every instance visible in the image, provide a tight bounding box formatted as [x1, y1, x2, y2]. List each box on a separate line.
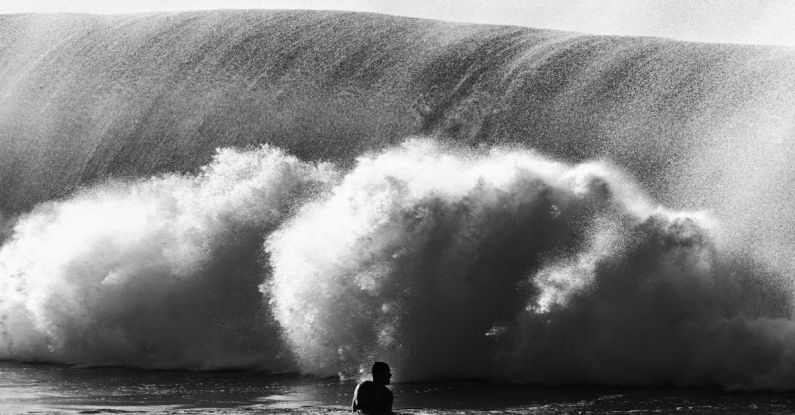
[352, 361, 393, 414]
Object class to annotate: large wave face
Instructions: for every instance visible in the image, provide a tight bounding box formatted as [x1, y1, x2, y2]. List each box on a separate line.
[2, 10, 795, 390]
[266, 140, 793, 389]
[0, 146, 336, 369]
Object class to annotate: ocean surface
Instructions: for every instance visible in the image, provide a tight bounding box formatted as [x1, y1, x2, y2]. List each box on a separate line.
[3, 361, 795, 414]
[2, 8, 795, 413]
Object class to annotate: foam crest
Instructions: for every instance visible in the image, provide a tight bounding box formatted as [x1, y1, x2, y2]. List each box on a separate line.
[267, 140, 628, 379]
[267, 139, 795, 389]
[0, 145, 336, 369]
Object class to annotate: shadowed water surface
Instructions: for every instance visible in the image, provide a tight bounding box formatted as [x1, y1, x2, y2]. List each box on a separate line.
[2, 362, 795, 414]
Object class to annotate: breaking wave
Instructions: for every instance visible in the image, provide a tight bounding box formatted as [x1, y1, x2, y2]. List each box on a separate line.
[266, 139, 794, 389]
[3, 138, 791, 389]
[0, 146, 336, 369]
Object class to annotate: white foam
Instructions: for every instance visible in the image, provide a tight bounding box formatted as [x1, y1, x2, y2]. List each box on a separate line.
[2, 139, 794, 389]
[267, 139, 795, 388]
[0, 145, 337, 369]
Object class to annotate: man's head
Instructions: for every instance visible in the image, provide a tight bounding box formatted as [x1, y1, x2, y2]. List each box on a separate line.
[372, 361, 391, 385]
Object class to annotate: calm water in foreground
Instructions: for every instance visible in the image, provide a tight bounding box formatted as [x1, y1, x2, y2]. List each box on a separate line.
[2, 361, 795, 414]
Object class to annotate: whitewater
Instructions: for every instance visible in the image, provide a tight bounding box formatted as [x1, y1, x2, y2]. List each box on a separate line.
[1, 138, 793, 391]
[2, 9, 795, 412]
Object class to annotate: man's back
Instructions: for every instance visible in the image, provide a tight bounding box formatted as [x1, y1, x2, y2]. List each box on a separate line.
[352, 380, 393, 414]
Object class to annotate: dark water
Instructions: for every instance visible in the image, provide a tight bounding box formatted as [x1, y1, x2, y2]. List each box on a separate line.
[2, 362, 795, 414]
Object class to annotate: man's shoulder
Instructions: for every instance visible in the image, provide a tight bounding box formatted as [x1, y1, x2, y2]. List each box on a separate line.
[355, 380, 375, 392]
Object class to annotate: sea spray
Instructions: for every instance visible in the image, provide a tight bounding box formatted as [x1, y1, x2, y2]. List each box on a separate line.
[0, 145, 337, 369]
[266, 139, 654, 380]
[1, 138, 794, 389]
[503, 213, 794, 389]
[267, 139, 794, 389]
